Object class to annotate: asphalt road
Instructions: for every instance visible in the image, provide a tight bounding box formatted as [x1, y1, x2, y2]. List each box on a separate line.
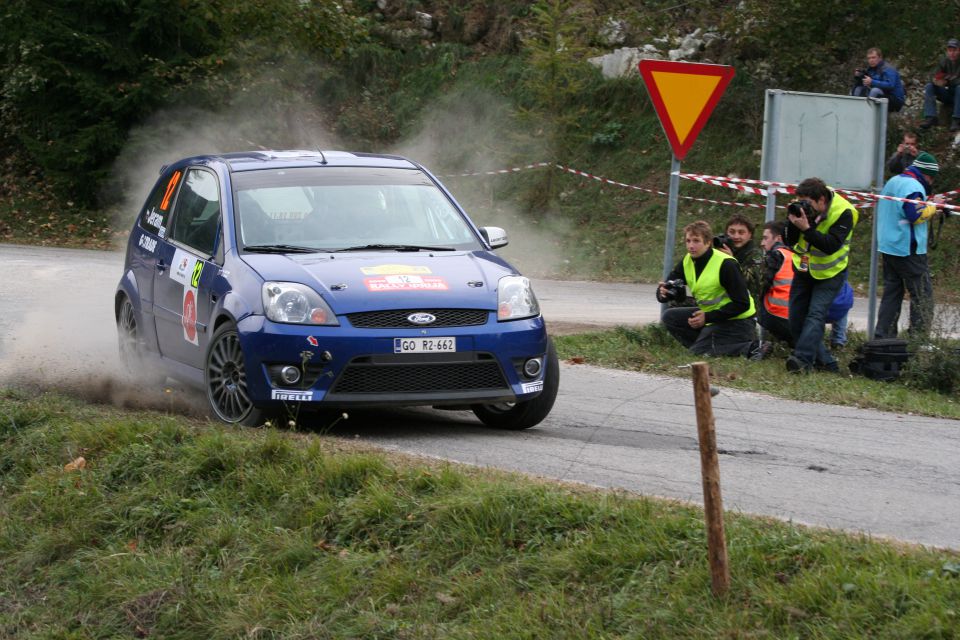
[1, 243, 958, 549]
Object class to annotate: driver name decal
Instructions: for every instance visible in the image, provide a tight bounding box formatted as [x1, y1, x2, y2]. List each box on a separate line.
[365, 275, 449, 291]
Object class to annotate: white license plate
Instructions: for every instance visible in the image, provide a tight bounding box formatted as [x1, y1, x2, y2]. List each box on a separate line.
[393, 337, 456, 353]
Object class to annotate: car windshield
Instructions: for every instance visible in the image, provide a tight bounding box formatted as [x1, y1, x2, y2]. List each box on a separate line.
[232, 167, 483, 252]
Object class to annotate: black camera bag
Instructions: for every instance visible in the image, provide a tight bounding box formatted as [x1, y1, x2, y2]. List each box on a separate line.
[849, 338, 910, 381]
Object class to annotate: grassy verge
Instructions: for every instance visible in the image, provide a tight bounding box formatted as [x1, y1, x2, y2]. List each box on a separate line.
[554, 325, 960, 420]
[1, 389, 959, 638]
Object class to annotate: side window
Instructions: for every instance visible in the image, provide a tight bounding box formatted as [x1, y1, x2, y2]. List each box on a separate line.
[138, 168, 183, 236]
[169, 168, 220, 256]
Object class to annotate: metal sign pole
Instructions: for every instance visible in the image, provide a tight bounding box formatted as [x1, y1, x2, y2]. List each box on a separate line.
[662, 155, 682, 314]
[866, 99, 888, 339]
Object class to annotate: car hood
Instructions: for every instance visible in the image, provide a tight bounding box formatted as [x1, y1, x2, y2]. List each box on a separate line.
[240, 251, 518, 313]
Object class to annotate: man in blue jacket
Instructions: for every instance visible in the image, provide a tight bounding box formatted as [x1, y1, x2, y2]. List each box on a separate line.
[875, 152, 943, 339]
[851, 47, 905, 112]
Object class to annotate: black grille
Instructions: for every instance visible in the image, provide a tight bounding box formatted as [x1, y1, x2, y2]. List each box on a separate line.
[332, 360, 507, 394]
[347, 309, 488, 329]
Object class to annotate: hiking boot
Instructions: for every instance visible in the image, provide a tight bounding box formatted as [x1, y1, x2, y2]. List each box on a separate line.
[919, 115, 939, 130]
[785, 355, 811, 374]
[815, 361, 840, 373]
[951, 118, 960, 132]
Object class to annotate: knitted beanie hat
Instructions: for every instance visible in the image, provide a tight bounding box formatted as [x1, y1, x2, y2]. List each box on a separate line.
[911, 151, 939, 177]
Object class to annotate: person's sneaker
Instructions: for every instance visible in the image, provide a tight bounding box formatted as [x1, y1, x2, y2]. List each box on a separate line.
[920, 115, 939, 130]
[951, 118, 960, 132]
[785, 355, 810, 374]
[830, 342, 846, 353]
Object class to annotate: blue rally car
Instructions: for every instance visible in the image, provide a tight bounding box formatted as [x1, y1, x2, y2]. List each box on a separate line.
[116, 150, 558, 428]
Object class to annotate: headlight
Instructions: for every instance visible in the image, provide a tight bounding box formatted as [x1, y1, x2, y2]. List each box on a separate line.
[262, 282, 339, 325]
[497, 275, 539, 321]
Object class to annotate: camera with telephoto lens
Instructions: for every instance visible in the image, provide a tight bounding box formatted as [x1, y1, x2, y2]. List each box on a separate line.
[712, 233, 734, 250]
[660, 278, 687, 302]
[853, 68, 867, 87]
[788, 199, 814, 220]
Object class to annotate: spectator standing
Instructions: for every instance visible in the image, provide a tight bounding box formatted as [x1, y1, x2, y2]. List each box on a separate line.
[658, 220, 757, 357]
[920, 39, 960, 131]
[718, 214, 765, 307]
[851, 47, 905, 112]
[886, 132, 919, 176]
[875, 152, 943, 339]
[783, 178, 858, 373]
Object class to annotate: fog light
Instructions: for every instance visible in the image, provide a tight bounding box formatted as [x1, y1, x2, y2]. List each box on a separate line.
[280, 365, 301, 385]
[523, 357, 542, 377]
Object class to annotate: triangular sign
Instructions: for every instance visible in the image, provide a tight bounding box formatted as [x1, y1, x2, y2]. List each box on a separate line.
[638, 60, 735, 160]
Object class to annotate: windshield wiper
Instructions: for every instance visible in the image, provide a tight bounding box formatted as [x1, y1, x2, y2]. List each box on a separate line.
[243, 244, 324, 254]
[335, 243, 456, 252]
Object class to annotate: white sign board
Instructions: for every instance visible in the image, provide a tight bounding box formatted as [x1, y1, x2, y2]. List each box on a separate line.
[761, 90, 887, 191]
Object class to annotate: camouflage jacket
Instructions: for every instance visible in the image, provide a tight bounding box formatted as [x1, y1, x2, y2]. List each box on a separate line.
[733, 241, 765, 307]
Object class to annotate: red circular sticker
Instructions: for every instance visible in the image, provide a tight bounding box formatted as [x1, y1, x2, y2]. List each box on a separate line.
[182, 288, 197, 342]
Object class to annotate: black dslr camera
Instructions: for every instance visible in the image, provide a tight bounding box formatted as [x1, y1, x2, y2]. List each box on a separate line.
[660, 278, 687, 302]
[852, 68, 868, 88]
[788, 199, 814, 220]
[712, 233, 734, 250]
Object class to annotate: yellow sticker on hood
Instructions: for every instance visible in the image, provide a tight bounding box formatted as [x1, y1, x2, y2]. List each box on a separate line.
[361, 264, 432, 276]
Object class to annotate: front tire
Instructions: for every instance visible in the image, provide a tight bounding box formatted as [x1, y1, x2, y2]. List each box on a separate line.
[472, 337, 559, 430]
[205, 323, 269, 427]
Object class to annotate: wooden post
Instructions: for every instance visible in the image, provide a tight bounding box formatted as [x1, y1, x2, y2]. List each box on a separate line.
[691, 361, 730, 597]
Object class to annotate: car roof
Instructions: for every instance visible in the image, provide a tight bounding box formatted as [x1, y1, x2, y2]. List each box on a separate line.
[170, 150, 421, 173]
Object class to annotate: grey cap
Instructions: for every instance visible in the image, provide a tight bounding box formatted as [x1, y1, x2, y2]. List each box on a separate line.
[948, 38, 960, 49]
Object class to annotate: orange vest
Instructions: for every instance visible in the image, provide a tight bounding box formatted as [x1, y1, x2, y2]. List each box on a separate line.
[763, 246, 794, 319]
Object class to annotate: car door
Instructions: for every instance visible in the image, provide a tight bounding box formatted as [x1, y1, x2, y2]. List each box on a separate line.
[153, 167, 222, 369]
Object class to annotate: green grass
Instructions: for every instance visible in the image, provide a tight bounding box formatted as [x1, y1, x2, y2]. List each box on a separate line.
[1, 389, 959, 638]
[555, 325, 960, 420]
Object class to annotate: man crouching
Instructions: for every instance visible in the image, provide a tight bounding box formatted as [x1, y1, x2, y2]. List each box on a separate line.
[657, 220, 757, 356]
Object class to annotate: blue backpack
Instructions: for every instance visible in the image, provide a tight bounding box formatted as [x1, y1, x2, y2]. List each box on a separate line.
[826, 280, 854, 324]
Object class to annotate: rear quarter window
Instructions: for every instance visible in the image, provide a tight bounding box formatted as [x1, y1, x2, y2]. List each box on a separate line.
[138, 168, 184, 237]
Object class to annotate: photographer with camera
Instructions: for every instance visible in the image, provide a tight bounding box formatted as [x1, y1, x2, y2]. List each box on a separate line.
[886, 131, 919, 176]
[850, 47, 905, 113]
[783, 178, 858, 373]
[657, 220, 757, 357]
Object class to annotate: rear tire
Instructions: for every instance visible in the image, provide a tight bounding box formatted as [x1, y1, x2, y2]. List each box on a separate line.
[205, 322, 270, 427]
[471, 337, 559, 430]
[117, 296, 164, 384]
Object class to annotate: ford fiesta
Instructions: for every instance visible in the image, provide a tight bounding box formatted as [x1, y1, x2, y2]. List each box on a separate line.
[115, 150, 558, 428]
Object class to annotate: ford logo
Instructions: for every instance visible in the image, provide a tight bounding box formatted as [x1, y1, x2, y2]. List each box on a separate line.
[407, 312, 436, 325]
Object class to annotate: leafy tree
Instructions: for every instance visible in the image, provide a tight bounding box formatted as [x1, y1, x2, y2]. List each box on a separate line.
[0, 0, 364, 207]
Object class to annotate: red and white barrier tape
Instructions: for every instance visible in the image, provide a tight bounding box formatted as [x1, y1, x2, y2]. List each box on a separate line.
[675, 172, 959, 214]
[554, 164, 778, 209]
[441, 161, 956, 214]
[438, 162, 553, 178]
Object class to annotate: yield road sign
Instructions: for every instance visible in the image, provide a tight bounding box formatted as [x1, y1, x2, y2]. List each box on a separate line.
[638, 60, 735, 160]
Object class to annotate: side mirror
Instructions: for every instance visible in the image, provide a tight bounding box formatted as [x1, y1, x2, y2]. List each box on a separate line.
[479, 226, 508, 249]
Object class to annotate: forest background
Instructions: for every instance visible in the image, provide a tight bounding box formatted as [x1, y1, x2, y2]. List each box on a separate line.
[3, 0, 960, 297]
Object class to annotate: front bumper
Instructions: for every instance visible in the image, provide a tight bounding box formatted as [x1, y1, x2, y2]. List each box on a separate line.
[236, 312, 548, 408]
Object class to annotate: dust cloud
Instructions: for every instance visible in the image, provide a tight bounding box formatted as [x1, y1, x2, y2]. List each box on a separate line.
[1, 81, 571, 417]
[390, 91, 574, 278]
